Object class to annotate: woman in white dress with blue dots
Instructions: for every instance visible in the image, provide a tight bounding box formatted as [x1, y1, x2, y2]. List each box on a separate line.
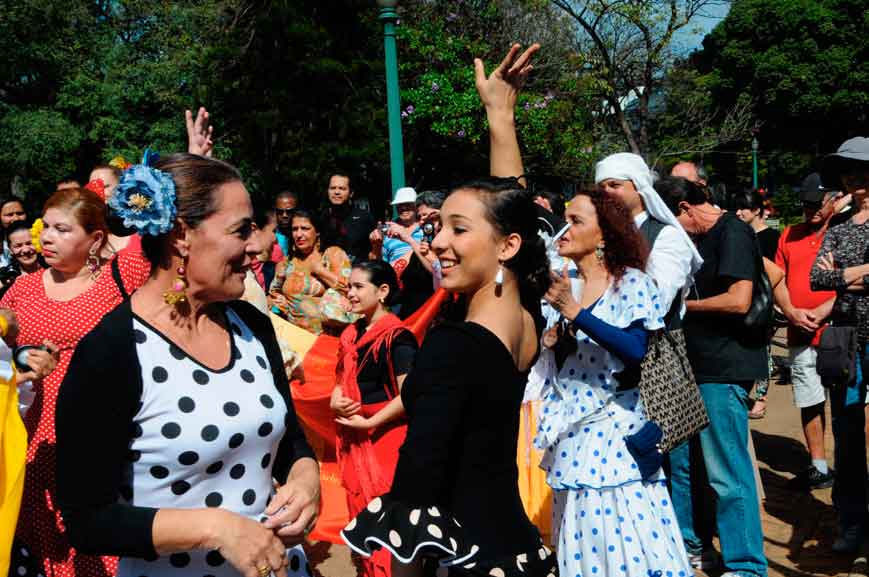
[537, 191, 691, 577]
[55, 154, 321, 577]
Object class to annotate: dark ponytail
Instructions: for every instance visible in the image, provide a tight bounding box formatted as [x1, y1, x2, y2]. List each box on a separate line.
[353, 259, 402, 307]
[449, 178, 551, 310]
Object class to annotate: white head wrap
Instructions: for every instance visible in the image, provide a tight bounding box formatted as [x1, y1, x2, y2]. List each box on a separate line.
[594, 152, 703, 274]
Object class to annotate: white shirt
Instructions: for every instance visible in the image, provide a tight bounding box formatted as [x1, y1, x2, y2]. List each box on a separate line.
[634, 211, 694, 319]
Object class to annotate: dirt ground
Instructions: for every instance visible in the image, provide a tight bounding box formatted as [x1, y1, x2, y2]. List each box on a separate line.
[301, 330, 869, 577]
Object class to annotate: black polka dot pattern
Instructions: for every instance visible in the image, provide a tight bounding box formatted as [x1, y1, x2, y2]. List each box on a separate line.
[178, 451, 199, 465]
[192, 369, 210, 385]
[229, 433, 244, 449]
[161, 422, 181, 439]
[178, 396, 195, 413]
[123, 310, 306, 576]
[201, 424, 219, 442]
[152, 366, 168, 382]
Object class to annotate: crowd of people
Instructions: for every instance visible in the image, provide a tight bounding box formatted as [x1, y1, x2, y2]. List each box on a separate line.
[1, 42, 868, 577]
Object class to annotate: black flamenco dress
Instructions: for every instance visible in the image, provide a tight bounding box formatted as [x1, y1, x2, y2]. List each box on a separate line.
[342, 322, 558, 576]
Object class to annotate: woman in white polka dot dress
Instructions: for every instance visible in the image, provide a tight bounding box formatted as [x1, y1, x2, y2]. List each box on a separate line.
[54, 154, 320, 577]
[536, 192, 691, 577]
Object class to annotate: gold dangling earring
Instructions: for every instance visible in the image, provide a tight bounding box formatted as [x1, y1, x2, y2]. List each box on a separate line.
[164, 259, 189, 306]
[87, 247, 101, 280]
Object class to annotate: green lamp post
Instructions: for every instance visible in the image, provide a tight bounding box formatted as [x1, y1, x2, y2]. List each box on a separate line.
[377, 0, 406, 207]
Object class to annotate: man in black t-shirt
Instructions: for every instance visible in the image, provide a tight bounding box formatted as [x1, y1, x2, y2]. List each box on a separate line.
[660, 177, 768, 577]
[319, 173, 376, 263]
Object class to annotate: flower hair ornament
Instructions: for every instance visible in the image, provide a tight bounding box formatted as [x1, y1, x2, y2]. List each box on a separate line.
[108, 155, 132, 171]
[30, 219, 44, 253]
[108, 149, 177, 237]
[84, 179, 106, 201]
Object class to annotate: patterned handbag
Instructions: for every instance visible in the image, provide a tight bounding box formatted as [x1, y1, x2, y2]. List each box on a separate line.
[636, 328, 709, 452]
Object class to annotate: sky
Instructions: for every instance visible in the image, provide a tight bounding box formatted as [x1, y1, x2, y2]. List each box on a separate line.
[672, 1, 731, 54]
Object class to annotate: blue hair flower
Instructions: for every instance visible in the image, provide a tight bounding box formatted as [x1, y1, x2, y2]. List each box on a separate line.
[109, 164, 177, 236]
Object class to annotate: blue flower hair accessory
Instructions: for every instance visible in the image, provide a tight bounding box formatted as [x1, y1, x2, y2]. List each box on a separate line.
[109, 153, 177, 236]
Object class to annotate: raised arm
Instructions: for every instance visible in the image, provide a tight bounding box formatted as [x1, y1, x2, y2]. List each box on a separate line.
[474, 43, 539, 184]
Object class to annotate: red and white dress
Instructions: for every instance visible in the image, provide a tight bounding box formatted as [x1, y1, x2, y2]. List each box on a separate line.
[2, 249, 149, 577]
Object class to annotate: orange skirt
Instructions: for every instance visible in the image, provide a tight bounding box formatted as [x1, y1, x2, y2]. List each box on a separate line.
[517, 400, 553, 545]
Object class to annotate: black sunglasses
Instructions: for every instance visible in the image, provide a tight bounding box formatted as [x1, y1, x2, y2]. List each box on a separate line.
[274, 208, 294, 216]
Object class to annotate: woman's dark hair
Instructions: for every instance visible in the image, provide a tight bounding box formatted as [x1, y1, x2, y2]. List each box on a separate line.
[140, 154, 243, 265]
[450, 177, 551, 306]
[5, 220, 32, 238]
[730, 188, 764, 212]
[353, 259, 401, 307]
[415, 190, 446, 210]
[575, 192, 648, 281]
[537, 190, 565, 219]
[289, 208, 341, 257]
[654, 176, 708, 216]
[253, 202, 276, 229]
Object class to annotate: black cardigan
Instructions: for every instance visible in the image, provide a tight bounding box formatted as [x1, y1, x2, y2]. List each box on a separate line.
[54, 299, 315, 558]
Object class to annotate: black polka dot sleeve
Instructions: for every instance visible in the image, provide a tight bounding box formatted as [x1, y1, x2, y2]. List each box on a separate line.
[55, 300, 159, 558]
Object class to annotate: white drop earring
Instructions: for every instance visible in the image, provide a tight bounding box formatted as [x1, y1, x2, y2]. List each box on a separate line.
[494, 264, 504, 287]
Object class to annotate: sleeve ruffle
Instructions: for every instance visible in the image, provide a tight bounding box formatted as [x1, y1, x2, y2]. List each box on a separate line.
[341, 495, 479, 567]
[611, 269, 665, 332]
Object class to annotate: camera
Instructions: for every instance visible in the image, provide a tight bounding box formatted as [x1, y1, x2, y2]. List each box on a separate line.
[380, 223, 390, 235]
[422, 222, 435, 244]
[0, 265, 20, 285]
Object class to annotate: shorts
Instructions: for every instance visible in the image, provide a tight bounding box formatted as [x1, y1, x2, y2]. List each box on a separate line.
[789, 345, 827, 408]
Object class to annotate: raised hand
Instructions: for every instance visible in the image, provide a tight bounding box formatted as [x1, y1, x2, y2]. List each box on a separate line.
[186, 107, 214, 158]
[473, 43, 540, 114]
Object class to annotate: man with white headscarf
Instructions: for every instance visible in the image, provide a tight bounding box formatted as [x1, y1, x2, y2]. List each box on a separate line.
[595, 152, 703, 321]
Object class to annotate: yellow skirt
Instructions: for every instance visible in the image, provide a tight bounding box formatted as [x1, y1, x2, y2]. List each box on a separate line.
[517, 400, 553, 545]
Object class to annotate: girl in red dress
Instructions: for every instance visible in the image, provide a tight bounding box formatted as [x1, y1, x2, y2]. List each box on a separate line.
[331, 260, 418, 577]
[2, 188, 149, 577]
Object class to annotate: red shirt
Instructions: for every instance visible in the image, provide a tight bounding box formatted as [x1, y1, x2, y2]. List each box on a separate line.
[775, 222, 836, 346]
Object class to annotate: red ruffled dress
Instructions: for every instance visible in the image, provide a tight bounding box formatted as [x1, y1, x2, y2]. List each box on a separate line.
[2, 248, 150, 577]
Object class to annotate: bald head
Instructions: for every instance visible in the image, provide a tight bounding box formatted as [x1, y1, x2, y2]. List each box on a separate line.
[671, 161, 707, 186]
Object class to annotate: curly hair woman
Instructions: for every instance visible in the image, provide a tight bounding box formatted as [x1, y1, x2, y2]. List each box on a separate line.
[535, 190, 692, 577]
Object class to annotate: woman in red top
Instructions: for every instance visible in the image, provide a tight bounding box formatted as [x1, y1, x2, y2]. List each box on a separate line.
[331, 260, 418, 577]
[2, 187, 150, 577]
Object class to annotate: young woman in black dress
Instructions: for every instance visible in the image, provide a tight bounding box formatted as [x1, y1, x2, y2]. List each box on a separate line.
[342, 179, 556, 576]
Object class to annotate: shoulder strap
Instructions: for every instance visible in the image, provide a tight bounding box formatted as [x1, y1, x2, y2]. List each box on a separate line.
[111, 257, 129, 300]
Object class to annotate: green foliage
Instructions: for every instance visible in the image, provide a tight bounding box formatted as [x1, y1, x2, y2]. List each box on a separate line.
[698, 0, 869, 181]
[0, 109, 83, 194]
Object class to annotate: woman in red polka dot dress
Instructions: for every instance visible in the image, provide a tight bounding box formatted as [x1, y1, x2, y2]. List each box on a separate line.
[1, 187, 150, 577]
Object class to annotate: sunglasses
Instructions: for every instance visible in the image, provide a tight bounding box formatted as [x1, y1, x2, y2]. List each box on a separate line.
[274, 208, 294, 216]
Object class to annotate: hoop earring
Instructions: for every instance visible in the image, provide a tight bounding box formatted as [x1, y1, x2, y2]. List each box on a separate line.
[87, 248, 101, 280]
[164, 259, 189, 306]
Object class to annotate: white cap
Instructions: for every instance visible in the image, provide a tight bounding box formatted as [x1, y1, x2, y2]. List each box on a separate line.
[391, 187, 417, 205]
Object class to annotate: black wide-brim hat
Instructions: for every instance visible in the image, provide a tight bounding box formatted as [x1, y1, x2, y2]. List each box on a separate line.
[822, 136, 869, 188]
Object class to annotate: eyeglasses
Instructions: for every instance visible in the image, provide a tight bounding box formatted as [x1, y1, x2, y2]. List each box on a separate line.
[274, 208, 294, 216]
